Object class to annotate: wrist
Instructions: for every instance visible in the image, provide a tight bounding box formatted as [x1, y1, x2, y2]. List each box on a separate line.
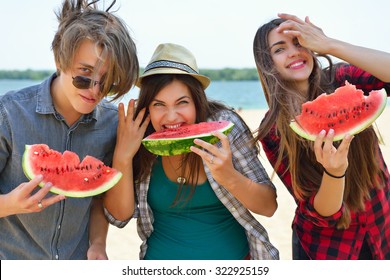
[324, 169, 346, 179]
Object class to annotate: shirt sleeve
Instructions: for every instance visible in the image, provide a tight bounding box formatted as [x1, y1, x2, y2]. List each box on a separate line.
[335, 64, 390, 95]
[103, 207, 131, 228]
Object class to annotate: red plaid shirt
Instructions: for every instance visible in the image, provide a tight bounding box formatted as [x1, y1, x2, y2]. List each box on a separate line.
[260, 65, 390, 259]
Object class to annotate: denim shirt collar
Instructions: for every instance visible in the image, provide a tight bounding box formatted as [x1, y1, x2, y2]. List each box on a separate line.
[36, 73, 98, 123]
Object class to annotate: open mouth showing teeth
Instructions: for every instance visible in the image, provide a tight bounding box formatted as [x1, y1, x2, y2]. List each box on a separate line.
[288, 61, 305, 68]
[164, 123, 185, 129]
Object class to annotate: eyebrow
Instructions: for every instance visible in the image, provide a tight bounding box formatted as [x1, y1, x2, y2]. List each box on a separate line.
[78, 62, 95, 69]
[152, 95, 191, 104]
[270, 40, 285, 49]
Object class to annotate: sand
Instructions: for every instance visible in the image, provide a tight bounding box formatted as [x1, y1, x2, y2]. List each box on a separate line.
[106, 108, 390, 260]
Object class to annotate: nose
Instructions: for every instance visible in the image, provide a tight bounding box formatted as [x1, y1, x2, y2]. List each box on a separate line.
[288, 45, 300, 58]
[90, 81, 102, 97]
[166, 107, 179, 121]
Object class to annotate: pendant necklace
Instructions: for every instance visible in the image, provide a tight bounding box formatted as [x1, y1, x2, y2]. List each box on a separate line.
[166, 156, 187, 184]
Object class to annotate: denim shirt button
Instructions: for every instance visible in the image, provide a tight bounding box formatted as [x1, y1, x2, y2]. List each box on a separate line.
[55, 254, 59, 260]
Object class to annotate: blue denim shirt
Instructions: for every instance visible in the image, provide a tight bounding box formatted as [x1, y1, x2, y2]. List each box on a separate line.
[0, 73, 118, 259]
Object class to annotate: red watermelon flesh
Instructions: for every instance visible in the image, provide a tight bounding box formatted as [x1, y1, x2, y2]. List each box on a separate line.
[290, 81, 387, 141]
[22, 144, 122, 197]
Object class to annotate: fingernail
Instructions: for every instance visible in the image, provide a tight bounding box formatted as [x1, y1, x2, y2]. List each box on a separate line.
[45, 182, 53, 188]
[319, 130, 326, 136]
[329, 129, 334, 135]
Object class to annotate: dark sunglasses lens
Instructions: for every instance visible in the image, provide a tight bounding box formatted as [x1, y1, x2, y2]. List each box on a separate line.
[73, 76, 92, 89]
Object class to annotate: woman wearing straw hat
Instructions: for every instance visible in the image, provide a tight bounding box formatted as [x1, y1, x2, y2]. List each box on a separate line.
[103, 43, 279, 260]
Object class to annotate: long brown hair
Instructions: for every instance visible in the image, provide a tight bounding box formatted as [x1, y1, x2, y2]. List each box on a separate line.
[253, 18, 384, 228]
[133, 74, 239, 206]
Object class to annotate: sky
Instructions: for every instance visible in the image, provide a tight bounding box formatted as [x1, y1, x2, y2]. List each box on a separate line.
[1, 0, 390, 70]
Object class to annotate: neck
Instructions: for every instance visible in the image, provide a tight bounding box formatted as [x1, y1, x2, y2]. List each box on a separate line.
[164, 156, 187, 184]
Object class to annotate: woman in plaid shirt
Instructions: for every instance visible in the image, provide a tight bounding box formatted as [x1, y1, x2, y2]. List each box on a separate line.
[104, 43, 279, 260]
[253, 13, 390, 259]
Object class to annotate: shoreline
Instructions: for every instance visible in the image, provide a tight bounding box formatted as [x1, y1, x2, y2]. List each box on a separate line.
[106, 107, 390, 260]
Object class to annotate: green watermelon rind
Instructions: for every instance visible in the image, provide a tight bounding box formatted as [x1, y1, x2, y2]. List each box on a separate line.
[22, 145, 122, 198]
[289, 88, 387, 142]
[142, 122, 235, 156]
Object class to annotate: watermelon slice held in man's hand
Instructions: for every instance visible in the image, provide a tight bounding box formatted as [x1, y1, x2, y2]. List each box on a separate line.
[22, 144, 122, 197]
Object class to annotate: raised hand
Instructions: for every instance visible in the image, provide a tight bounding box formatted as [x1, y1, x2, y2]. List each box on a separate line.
[277, 13, 331, 54]
[114, 99, 150, 165]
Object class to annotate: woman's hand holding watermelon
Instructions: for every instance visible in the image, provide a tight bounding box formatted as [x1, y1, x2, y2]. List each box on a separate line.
[0, 175, 65, 217]
[191, 131, 233, 184]
[314, 129, 353, 176]
[190, 131, 277, 216]
[312, 129, 354, 217]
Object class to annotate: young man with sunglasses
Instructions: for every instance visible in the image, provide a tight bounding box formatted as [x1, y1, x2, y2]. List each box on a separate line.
[0, 0, 138, 259]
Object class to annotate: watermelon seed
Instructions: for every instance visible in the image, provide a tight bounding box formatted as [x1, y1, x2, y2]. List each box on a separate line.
[84, 178, 89, 182]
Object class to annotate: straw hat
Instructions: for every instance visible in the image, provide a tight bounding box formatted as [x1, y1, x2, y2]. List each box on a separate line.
[136, 43, 211, 89]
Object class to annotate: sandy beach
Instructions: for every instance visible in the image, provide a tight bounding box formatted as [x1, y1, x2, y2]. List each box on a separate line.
[106, 108, 390, 260]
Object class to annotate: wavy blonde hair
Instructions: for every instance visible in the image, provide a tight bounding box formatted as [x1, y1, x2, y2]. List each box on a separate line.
[51, 0, 138, 99]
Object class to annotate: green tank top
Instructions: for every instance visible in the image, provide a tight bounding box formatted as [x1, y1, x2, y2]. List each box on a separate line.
[144, 157, 249, 260]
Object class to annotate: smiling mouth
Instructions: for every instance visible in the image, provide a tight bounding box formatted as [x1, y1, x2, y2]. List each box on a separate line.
[80, 95, 97, 103]
[287, 60, 305, 69]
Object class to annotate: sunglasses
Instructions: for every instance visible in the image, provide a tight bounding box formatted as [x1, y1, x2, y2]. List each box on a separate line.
[72, 76, 114, 93]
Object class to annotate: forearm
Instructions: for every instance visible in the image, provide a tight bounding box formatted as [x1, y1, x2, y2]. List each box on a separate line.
[89, 197, 109, 247]
[313, 172, 345, 216]
[103, 160, 135, 221]
[223, 170, 277, 217]
[325, 38, 390, 82]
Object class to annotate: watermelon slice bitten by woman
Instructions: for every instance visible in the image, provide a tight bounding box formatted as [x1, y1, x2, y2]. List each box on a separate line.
[290, 81, 387, 141]
[22, 144, 122, 197]
[142, 120, 234, 156]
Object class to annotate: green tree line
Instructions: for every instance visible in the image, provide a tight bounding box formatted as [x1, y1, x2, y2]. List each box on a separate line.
[0, 68, 260, 81]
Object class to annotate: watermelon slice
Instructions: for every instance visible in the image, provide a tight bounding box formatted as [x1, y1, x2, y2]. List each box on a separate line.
[290, 81, 387, 141]
[22, 144, 122, 197]
[142, 120, 234, 156]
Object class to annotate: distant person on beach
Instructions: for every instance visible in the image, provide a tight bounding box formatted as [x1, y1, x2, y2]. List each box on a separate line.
[0, 0, 138, 259]
[253, 13, 390, 259]
[103, 43, 279, 260]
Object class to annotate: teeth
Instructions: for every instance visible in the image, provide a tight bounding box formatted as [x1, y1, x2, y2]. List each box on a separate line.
[165, 124, 181, 129]
[289, 61, 304, 68]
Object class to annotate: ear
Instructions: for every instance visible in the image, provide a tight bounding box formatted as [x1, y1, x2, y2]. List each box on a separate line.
[55, 61, 61, 76]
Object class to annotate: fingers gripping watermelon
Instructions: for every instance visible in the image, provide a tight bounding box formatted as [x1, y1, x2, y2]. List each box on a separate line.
[22, 144, 122, 197]
[290, 81, 387, 141]
[142, 120, 235, 156]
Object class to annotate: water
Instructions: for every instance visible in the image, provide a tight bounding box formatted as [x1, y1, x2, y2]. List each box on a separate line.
[0, 79, 267, 110]
[2, 79, 390, 109]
